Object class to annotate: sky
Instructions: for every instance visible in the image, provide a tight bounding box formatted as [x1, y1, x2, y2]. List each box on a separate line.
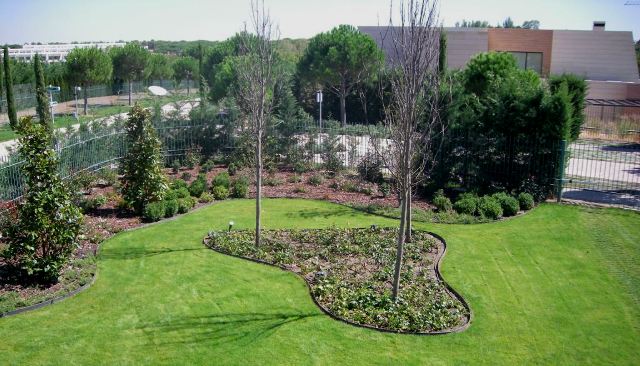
[1, 0, 639, 44]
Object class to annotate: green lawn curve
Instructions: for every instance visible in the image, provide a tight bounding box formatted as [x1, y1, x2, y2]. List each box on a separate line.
[0, 199, 638, 365]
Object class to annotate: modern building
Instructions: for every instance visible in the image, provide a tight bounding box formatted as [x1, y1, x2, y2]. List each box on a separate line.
[7, 42, 126, 63]
[359, 22, 640, 100]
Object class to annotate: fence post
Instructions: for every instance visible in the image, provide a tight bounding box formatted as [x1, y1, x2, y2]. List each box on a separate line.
[556, 139, 567, 203]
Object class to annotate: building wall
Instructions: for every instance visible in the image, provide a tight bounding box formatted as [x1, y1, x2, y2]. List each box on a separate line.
[487, 28, 553, 76]
[550, 30, 639, 82]
[444, 28, 488, 70]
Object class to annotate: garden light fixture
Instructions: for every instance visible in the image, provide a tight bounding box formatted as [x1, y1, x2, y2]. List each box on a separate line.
[228, 221, 234, 232]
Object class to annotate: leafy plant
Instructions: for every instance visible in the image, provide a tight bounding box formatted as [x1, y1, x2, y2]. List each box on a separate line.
[143, 201, 165, 222]
[477, 195, 503, 219]
[164, 199, 178, 217]
[228, 162, 238, 176]
[212, 172, 231, 189]
[189, 174, 208, 197]
[307, 174, 324, 186]
[120, 105, 168, 214]
[231, 177, 249, 198]
[492, 192, 520, 217]
[379, 182, 391, 197]
[199, 192, 214, 203]
[212, 185, 229, 200]
[177, 197, 196, 214]
[517, 192, 535, 211]
[432, 189, 452, 212]
[453, 193, 478, 216]
[357, 155, 384, 184]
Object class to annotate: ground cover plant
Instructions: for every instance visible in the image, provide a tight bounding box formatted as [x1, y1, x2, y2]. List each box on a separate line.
[0, 200, 638, 364]
[205, 227, 468, 333]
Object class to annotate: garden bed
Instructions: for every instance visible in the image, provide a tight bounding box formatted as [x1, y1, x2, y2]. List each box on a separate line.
[204, 227, 470, 333]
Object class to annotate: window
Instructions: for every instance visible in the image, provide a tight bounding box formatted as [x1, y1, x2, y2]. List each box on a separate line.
[508, 52, 543, 74]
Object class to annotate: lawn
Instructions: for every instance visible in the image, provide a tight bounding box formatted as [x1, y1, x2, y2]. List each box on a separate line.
[0, 199, 638, 365]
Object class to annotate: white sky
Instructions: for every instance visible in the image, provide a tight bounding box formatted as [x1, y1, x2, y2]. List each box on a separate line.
[1, 0, 638, 44]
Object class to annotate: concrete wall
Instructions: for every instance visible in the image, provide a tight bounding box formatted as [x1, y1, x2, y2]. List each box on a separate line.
[443, 28, 488, 70]
[488, 28, 553, 76]
[586, 81, 640, 100]
[551, 30, 639, 82]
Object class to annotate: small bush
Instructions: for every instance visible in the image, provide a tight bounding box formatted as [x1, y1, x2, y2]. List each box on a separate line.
[213, 185, 229, 200]
[492, 192, 520, 217]
[174, 187, 191, 199]
[293, 186, 307, 193]
[357, 156, 384, 183]
[307, 174, 324, 186]
[177, 197, 196, 214]
[164, 199, 178, 217]
[477, 196, 503, 219]
[517, 192, 535, 211]
[189, 175, 208, 197]
[293, 161, 310, 174]
[96, 168, 118, 187]
[264, 176, 283, 187]
[359, 186, 373, 196]
[432, 190, 452, 212]
[170, 179, 188, 191]
[199, 192, 214, 203]
[212, 172, 230, 189]
[78, 195, 108, 212]
[200, 160, 215, 173]
[341, 181, 359, 193]
[171, 160, 181, 174]
[453, 194, 478, 215]
[180, 172, 192, 181]
[231, 177, 249, 198]
[143, 201, 165, 222]
[287, 174, 302, 183]
[228, 163, 238, 176]
[379, 182, 391, 197]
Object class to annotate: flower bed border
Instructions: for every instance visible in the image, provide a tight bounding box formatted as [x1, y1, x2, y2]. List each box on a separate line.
[204, 228, 473, 335]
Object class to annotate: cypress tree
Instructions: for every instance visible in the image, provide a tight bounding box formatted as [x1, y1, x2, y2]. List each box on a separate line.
[34, 54, 52, 131]
[3, 46, 18, 129]
[438, 30, 447, 74]
[0, 50, 3, 114]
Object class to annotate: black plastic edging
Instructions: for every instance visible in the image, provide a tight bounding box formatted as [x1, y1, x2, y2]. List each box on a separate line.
[204, 229, 473, 335]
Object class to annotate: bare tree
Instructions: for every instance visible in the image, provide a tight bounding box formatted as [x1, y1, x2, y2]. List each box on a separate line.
[235, 0, 280, 247]
[378, 0, 446, 301]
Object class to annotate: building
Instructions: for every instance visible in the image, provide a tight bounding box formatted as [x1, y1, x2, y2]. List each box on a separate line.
[7, 42, 126, 63]
[359, 22, 640, 100]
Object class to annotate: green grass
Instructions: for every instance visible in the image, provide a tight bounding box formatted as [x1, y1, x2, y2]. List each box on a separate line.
[0, 199, 638, 365]
[0, 94, 189, 142]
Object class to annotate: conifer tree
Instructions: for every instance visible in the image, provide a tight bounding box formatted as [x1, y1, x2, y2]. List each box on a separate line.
[3, 46, 18, 129]
[34, 54, 52, 131]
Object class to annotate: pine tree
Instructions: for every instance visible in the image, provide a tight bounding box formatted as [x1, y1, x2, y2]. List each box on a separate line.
[3, 46, 18, 129]
[34, 54, 52, 131]
[439, 31, 447, 74]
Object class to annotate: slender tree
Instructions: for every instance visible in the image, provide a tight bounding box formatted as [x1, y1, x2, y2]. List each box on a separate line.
[172, 56, 198, 95]
[438, 31, 447, 74]
[34, 54, 52, 131]
[235, 0, 281, 247]
[3, 46, 18, 128]
[297, 25, 384, 127]
[144, 53, 173, 83]
[65, 47, 112, 115]
[0, 50, 3, 114]
[378, 0, 446, 301]
[110, 43, 149, 105]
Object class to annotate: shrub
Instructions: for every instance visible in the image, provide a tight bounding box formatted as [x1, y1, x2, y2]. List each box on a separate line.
[120, 105, 168, 214]
[199, 192, 214, 203]
[79, 195, 108, 212]
[143, 201, 165, 222]
[432, 190, 452, 212]
[170, 179, 188, 191]
[492, 192, 520, 217]
[293, 186, 307, 193]
[357, 156, 384, 183]
[264, 176, 283, 187]
[293, 161, 310, 174]
[200, 159, 215, 173]
[96, 168, 118, 187]
[3, 119, 83, 283]
[287, 174, 302, 183]
[177, 197, 196, 214]
[164, 199, 178, 217]
[231, 177, 249, 198]
[213, 185, 229, 200]
[188, 175, 208, 197]
[174, 187, 190, 199]
[184, 147, 202, 169]
[517, 192, 535, 211]
[341, 181, 359, 193]
[453, 194, 478, 215]
[171, 159, 181, 174]
[477, 196, 503, 219]
[379, 182, 391, 197]
[307, 174, 324, 186]
[212, 172, 230, 189]
[228, 162, 238, 176]
[180, 172, 192, 181]
[359, 186, 373, 196]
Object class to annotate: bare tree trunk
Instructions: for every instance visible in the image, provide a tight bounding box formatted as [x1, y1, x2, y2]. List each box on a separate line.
[405, 187, 412, 243]
[83, 87, 88, 115]
[392, 189, 408, 300]
[255, 130, 262, 247]
[340, 82, 347, 127]
[128, 79, 133, 106]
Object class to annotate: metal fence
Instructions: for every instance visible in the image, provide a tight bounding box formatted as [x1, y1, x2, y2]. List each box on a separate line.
[582, 100, 640, 142]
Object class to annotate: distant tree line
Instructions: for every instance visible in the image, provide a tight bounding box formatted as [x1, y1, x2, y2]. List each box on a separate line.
[455, 17, 540, 29]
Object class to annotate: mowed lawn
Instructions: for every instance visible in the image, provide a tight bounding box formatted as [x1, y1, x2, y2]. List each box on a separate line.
[0, 199, 638, 365]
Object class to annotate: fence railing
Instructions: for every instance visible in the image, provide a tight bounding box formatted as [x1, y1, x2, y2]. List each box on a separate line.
[582, 101, 640, 142]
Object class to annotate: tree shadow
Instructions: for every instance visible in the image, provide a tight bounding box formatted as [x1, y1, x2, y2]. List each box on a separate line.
[285, 205, 380, 220]
[600, 143, 640, 153]
[137, 312, 321, 348]
[100, 247, 207, 260]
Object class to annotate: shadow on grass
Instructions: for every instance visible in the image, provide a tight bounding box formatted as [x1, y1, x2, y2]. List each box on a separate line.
[285, 205, 381, 220]
[138, 312, 321, 347]
[100, 247, 208, 260]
